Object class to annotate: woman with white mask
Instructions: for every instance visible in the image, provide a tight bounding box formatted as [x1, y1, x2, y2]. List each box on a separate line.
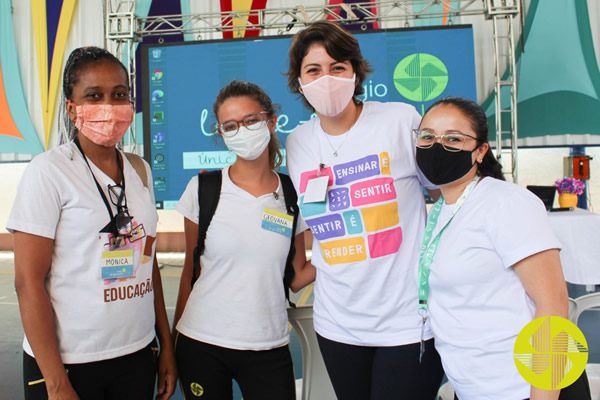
[173, 80, 315, 400]
[285, 21, 444, 399]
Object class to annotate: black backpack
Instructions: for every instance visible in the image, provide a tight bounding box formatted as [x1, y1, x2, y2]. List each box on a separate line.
[191, 169, 299, 307]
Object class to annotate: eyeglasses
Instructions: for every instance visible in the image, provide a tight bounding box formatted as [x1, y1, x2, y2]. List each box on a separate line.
[414, 129, 480, 152]
[217, 112, 269, 138]
[108, 184, 132, 236]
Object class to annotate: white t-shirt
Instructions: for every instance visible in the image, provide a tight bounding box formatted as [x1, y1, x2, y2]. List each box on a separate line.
[176, 167, 308, 350]
[286, 101, 436, 346]
[6, 142, 158, 364]
[427, 177, 562, 400]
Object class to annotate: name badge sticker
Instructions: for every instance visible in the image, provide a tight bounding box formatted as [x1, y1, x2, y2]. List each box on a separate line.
[304, 175, 329, 203]
[262, 208, 294, 237]
[101, 249, 135, 279]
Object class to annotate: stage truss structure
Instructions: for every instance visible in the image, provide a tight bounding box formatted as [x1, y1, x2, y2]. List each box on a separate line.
[105, 0, 521, 182]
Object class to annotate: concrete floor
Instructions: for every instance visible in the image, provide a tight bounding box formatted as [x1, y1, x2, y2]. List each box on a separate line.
[1, 252, 598, 399]
[0, 252, 307, 400]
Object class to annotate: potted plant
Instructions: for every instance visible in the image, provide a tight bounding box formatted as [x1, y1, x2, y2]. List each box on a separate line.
[554, 177, 585, 208]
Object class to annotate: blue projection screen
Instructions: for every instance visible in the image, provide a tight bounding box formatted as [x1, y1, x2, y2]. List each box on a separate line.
[142, 25, 476, 209]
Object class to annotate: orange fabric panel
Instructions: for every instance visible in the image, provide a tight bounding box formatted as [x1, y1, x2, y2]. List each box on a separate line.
[0, 63, 24, 139]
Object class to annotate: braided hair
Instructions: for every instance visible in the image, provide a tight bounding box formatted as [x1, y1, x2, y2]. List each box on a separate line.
[59, 47, 129, 144]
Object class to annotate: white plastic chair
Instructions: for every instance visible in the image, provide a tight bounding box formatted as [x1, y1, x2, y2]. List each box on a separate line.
[437, 381, 455, 400]
[287, 306, 336, 400]
[568, 297, 579, 323]
[571, 292, 600, 400]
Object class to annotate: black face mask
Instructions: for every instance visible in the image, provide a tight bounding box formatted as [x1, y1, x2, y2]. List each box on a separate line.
[416, 142, 479, 185]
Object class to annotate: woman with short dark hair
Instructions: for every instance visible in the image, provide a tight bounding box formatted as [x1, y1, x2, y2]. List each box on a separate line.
[285, 21, 444, 400]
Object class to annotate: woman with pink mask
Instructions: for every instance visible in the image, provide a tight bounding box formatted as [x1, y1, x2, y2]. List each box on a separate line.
[285, 21, 444, 399]
[7, 47, 176, 400]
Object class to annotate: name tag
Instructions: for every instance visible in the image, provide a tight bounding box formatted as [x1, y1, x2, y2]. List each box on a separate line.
[304, 175, 329, 203]
[101, 249, 134, 279]
[262, 208, 294, 237]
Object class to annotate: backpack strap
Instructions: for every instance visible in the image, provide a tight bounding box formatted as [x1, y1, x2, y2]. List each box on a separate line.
[192, 170, 222, 288]
[278, 172, 299, 308]
[124, 152, 148, 189]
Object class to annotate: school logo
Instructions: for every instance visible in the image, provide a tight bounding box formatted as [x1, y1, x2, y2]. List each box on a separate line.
[393, 53, 448, 113]
[514, 316, 588, 390]
[190, 382, 204, 397]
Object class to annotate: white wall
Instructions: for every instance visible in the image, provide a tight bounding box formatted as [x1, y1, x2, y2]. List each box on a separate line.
[3, 149, 599, 234]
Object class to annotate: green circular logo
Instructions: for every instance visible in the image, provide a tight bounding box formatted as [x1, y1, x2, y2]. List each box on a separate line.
[393, 53, 448, 102]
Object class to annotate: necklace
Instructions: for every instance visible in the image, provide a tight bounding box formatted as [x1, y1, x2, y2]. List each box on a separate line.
[324, 133, 347, 157]
[322, 103, 362, 157]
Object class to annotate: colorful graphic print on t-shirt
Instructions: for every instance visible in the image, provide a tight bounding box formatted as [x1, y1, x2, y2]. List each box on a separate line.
[299, 152, 402, 265]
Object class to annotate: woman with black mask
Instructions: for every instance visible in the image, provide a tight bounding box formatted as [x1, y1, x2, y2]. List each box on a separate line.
[415, 96, 589, 400]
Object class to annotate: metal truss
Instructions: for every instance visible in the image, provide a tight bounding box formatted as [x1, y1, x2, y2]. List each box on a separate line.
[105, 0, 520, 180]
[107, 1, 489, 40]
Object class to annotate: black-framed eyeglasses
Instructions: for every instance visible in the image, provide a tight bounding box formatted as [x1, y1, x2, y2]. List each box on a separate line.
[414, 129, 481, 152]
[217, 111, 269, 138]
[108, 184, 132, 236]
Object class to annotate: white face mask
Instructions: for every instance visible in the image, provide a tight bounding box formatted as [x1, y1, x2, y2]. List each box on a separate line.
[299, 74, 356, 117]
[223, 121, 271, 161]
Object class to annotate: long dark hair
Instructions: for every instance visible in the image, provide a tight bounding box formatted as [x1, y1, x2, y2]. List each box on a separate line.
[59, 46, 129, 143]
[425, 96, 505, 180]
[213, 80, 283, 170]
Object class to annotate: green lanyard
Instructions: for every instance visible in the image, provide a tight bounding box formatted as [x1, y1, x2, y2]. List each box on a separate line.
[417, 178, 478, 361]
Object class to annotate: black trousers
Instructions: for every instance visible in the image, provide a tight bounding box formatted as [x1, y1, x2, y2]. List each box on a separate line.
[317, 334, 444, 400]
[23, 339, 158, 400]
[175, 332, 296, 400]
[453, 369, 591, 400]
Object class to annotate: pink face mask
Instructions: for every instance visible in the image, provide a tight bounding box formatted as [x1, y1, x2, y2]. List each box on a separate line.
[299, 74, 356, 117]
[73, 103, 134, 147]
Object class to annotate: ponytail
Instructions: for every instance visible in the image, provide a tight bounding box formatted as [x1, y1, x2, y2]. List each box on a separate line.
[479, 148, 504, 181]
[426, 96, 505, 181]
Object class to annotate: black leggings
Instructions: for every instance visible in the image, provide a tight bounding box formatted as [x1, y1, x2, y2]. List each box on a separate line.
[175, 332, 296, 400]
[452, 368, 591, 400]
[23, 339, 158, 400]
[317, 334, 444, 400]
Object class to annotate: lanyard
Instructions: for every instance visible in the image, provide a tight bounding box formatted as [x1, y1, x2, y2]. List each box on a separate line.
[74, 139, 125, 229]
[417, 177, 478, 361]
